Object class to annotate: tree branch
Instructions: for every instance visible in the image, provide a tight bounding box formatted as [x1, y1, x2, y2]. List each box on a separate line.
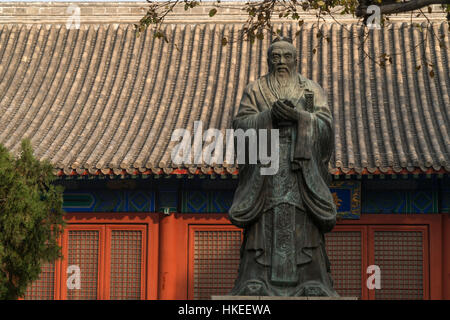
[356, 0, 450, 17]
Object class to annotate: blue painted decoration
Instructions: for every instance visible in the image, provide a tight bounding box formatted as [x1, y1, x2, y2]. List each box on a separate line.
[329, 181, 361, 219]
[63, 190, 156, 212]
[181, 190, 235, 213]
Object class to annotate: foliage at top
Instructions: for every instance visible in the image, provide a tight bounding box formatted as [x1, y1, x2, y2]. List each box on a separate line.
[135, 0, 450, 76]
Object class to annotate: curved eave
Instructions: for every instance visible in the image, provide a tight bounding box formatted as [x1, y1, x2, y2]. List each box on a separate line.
[54, 166, 449, 178]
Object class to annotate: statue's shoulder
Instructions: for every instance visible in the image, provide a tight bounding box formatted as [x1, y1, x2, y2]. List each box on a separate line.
[244, 76, 267, 94]
[298, 74, 327, 96]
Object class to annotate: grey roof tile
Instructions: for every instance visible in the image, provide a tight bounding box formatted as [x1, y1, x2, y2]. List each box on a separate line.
[0, 22, 448, 175]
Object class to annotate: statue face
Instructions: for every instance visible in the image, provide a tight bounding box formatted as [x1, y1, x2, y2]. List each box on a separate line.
[268, 41, 297, 77]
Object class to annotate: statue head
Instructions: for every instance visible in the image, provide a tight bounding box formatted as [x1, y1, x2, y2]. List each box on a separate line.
[267, 37, 297, 78]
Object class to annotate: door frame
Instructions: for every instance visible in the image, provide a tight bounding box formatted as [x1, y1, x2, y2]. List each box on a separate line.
[61, 212, 160, 300]
[187, 224, 243, 300]
[326, 225, 369, 300]
[60, 224, 106, 300]
[338, 214, 442, 299]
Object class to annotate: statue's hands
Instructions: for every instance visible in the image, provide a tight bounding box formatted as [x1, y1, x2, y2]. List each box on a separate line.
[271, 99, 299, 122]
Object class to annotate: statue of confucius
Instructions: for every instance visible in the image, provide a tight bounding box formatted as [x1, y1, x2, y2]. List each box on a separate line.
[228, 37, 339, 297]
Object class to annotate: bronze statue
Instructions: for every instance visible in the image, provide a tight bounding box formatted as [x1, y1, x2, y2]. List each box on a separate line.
[228, 37, 339, 297]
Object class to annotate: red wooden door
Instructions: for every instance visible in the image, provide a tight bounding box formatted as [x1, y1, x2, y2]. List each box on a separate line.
[184, 220, 432, 300]
[187, 225, 243, 299]
[367, 225, 429, 300]
[60, 224, 147, 300]
[23, 261, 60, 300]
[23, 213, 440, 300]
[325, 225, 369, 299]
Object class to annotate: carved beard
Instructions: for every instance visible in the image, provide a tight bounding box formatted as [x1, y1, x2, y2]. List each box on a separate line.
[268, 68, 299, 100]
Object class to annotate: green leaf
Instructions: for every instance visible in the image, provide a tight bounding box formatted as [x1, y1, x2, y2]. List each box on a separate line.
[209, 8, 217, 17]
[221, 37, 228, 46]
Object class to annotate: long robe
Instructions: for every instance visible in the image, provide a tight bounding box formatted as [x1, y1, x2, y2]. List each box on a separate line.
[228, 73, 338, 297]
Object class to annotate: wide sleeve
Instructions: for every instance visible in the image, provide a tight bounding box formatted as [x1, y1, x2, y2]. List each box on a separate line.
[233, 85, 272, 131]
[311, 87, 334, 184]
[296, 84, 337, 233]
[228, 84, 271, 228]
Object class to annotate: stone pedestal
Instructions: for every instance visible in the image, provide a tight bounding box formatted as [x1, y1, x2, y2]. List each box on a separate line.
[211, 296, 358, 300]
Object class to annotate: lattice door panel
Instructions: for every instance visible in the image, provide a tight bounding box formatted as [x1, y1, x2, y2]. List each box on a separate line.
[23, 262, 55, 300]
[67, 230, 100, 300]
[372, 229, 427, 300]
[190, 227, 242, 300]
[109, 230, 143, 300]
[63, 224, 147, 300]
[325, 230, 364, 298]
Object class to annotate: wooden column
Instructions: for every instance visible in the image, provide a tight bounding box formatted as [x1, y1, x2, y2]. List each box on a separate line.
[158, 213, 189, 299]
[443, 214, 450, 300]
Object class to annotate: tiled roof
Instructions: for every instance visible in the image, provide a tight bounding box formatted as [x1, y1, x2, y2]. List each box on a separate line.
[0, 22, 448, 176]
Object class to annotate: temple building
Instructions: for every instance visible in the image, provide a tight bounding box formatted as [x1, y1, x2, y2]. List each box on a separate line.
[0, 2, 449, 300]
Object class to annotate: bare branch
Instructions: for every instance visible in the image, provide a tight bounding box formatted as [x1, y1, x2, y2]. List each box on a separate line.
[356, 0, 450, 17]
